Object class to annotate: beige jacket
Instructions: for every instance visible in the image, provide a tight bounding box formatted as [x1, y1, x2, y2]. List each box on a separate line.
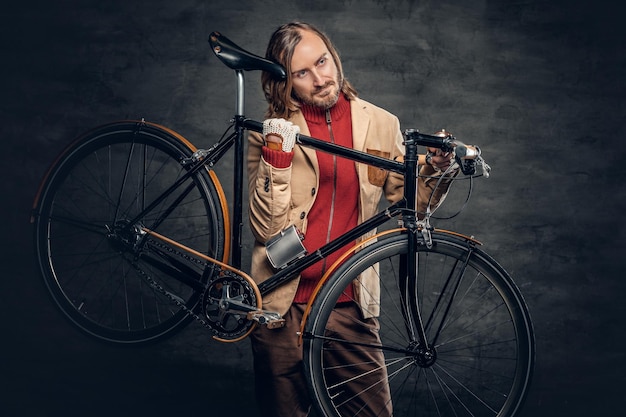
[247, 97, 450, 317]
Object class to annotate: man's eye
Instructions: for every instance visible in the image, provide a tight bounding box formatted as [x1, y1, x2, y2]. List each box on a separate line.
[296, 70, 308, 79]
[318, 58, 326, 66]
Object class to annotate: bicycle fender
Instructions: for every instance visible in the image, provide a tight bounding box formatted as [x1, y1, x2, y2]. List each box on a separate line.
[434, 228, 483, 245]
[30, 120, 184, 221]
[297, 228, 406, 345]
[30, 120, 232, 265]
[296, 227, 482, 345]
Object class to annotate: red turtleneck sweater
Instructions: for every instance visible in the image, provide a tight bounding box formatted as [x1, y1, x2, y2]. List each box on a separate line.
[262, 95, 357, 303]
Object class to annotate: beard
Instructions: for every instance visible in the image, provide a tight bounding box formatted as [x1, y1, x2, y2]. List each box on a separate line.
[296, 72, 343, 109]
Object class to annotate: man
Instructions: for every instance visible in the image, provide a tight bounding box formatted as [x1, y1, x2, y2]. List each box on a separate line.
[247, 22, 454, 417]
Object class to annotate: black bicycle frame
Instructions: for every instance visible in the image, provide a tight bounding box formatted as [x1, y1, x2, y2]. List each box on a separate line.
[124, 90, 447, 300]
[124, 67, 449, 348]
[114, 64, 450, 348]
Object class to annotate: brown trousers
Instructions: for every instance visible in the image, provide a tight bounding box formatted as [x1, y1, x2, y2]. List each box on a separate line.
[250, 303, 392, 417]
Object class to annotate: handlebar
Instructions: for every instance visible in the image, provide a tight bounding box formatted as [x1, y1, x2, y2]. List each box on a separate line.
[404, 129, 490, 177]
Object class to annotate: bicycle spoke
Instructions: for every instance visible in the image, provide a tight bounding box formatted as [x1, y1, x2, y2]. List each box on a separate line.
[35, 122, 226, 343]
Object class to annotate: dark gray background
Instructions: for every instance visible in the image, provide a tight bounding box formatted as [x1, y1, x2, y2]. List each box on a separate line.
[1, 0, 624, 416]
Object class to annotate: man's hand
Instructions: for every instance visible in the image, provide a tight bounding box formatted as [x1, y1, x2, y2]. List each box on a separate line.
[262, 118, 300, 152]
[426, 148, 455, 171]
[426, 129, 457, 172]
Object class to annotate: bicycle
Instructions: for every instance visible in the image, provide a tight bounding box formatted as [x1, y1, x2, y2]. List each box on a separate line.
[30, 31, 534, 417]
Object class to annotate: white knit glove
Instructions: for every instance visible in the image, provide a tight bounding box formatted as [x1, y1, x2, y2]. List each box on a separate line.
[262, 118, 300, 152]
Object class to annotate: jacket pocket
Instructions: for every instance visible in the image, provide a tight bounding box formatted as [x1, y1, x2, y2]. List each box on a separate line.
[366, 149, 390, 187]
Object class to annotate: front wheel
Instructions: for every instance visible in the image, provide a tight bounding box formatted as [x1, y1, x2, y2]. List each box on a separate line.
[303, 232, 534, 417]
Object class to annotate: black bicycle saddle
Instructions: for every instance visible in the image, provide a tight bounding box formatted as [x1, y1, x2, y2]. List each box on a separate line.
[209, 31, 287, 80]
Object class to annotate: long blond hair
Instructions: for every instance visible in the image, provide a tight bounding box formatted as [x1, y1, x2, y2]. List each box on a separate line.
[262, 22, 358, 118]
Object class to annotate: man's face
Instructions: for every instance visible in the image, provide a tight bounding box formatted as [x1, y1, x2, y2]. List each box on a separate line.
[290, 30, 341, 109]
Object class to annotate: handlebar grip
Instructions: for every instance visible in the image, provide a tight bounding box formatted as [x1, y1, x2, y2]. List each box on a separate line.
[454, 144, 491, 177]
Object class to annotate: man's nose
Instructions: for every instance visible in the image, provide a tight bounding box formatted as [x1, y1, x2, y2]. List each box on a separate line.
[311, 69, 324, 86]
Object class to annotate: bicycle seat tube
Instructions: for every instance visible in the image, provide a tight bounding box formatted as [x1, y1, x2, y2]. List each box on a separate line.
[231, 69, 246, 268]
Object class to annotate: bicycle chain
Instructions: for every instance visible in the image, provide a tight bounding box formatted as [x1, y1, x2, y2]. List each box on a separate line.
[130, 236, 258, 336]
[132, 239, 211, 329]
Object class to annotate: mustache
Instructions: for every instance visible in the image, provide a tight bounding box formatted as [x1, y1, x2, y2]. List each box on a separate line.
[313, 81, 335, 93]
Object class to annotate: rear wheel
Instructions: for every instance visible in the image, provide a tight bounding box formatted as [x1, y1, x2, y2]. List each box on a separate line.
[304, 232, 534, 417]
[33, 121, 227, 344]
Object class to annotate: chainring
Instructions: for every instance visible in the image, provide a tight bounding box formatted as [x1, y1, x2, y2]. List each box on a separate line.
[201, 271, 259, 340]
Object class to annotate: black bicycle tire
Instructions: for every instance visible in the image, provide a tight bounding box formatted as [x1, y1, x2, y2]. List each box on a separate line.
[33, 121, 227, 344]
[304, 232, 534, 417]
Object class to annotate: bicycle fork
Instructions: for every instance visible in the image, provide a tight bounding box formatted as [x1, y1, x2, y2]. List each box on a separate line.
[400, 131, 477, 361]
[400, 131, 435, 357]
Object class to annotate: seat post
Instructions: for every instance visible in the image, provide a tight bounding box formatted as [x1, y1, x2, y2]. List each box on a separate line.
[235, 70, 245, 117]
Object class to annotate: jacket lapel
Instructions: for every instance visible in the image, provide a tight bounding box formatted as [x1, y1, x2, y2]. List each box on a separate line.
[349, 98, 371, 225]
[351, 98, 370, 153]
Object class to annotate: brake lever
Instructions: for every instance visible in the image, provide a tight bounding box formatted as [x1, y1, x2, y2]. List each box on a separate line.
[455, 155, 477, 175]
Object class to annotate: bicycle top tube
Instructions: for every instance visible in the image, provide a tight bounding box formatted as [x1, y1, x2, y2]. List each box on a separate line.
[241, 119, 459, 174]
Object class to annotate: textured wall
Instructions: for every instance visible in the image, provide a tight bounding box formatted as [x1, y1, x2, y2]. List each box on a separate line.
[1, 0, 624, 416]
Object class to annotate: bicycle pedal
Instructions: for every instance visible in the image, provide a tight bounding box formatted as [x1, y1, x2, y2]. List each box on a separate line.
[248, 310, 286, 329]
[265, 318, 286, 329]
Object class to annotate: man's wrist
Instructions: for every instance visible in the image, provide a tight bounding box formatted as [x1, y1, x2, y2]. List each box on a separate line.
[261, 146, 293, 168]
